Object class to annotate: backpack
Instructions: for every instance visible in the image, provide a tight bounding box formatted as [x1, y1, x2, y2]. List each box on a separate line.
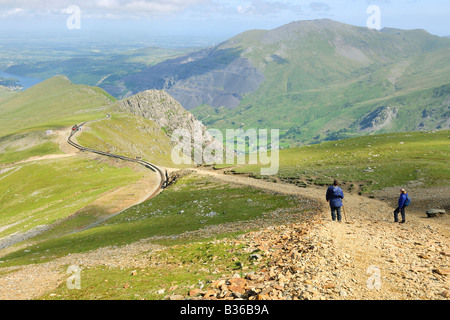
[404, 195, 411, 206]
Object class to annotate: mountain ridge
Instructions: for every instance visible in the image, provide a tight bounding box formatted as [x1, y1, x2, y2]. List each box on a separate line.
[104, 19, 450, 146]
[114, 19, 450, 100]
[0, 75, 115, 137]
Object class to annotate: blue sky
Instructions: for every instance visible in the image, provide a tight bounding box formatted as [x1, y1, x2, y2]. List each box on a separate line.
[0, 0, 449, 39]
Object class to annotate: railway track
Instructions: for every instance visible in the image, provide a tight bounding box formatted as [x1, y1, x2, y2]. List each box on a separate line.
[67, 122, 166, 201]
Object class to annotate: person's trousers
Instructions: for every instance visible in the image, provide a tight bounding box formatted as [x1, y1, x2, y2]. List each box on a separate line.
[331, 206, 342, 222]
[394, 207, 406, 222]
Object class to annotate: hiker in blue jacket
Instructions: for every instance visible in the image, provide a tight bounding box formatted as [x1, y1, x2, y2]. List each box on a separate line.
[326, 180, 344, 222]
[394, 188, 409, 223]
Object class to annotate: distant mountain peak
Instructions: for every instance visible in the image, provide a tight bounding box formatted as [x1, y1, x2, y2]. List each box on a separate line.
[101, 20, 450, 145]
[31, 75, 72, 88]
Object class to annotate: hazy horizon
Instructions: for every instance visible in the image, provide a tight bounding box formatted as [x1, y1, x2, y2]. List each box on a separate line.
[0, 0, 449, 43]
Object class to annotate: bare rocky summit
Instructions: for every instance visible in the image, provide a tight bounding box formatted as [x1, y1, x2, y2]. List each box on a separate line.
[114, 90, 200, 137]
[113, 90, 224, 164]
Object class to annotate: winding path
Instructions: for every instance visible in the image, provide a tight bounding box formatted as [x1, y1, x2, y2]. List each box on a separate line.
[68, 122, 166, 201]
[0, 160, 448, 300]
[0, 123, 167, 251]
[1, 126, 447, 300]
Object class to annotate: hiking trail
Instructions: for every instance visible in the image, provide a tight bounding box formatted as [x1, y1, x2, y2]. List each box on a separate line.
[0, 167, 448, 300]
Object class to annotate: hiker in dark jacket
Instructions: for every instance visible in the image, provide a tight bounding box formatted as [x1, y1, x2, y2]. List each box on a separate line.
[394, 188, 408, 223]
[326, 180, 344, 222]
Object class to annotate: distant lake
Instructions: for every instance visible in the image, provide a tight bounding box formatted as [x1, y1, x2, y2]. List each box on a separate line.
[0, 71, 43, 90]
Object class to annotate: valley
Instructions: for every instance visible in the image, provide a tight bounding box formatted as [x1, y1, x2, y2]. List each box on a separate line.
[96, 19, 450, 146]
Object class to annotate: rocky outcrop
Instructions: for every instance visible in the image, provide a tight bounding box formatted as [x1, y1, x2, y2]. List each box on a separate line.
[426, 209, 447, 218]
[114, 90, 198, 136]
[358, 106, 398, 132]
[113, 90, 224, 164]
[166, 57, 265, 110]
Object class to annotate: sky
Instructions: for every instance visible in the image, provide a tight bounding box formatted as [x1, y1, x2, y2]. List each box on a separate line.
[0, 0, 449, 41]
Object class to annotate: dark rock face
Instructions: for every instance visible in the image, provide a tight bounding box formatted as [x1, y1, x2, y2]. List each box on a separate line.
[358, 106, 398, 132]
[120, 47, 265, 110]
[113, 90, 199, 136]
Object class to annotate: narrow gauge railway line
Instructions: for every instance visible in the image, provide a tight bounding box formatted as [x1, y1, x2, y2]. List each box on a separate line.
[68, 122, 166, 201]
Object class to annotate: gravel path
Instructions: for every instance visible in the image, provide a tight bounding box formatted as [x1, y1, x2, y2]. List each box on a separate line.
[0, 168, 448, 300]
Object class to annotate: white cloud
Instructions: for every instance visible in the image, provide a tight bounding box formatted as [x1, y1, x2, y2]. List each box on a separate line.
[308, 2, 331, 13]
[236, 0, 302, 16]
[0, 7, 29, 18]
[0, 0, 210, 19]
[6, 8, 25, 15]
[0, 0, 304, 19]
[96, 0, 120, 9]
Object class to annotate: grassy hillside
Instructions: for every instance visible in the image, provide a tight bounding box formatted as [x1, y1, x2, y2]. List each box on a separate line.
[0, 157, 143, 241]
[231, 130, 450, 194]
[0, 75, 114, 137]
[0, 76, 182, 258]
[76, 114, 178, 168]
[184, 20, 450, 146]
[0, 173, 310, 268]
[0, 76, 117, 165]
[44, 239, 258, 300]
[0, 85, 15, 103]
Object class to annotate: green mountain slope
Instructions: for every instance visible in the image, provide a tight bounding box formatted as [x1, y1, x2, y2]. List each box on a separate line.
[0, 85, 15, 103]
[76, 113, 177, 168]
[0, 76, 180, 250]
[195, 20, 450, 146]
[116, 19, 450, 146]
[0, 76, 119, 165]
[0, 75, 116, 137]
[232, 130, 450, 194]
[0, 157, 142, 243]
